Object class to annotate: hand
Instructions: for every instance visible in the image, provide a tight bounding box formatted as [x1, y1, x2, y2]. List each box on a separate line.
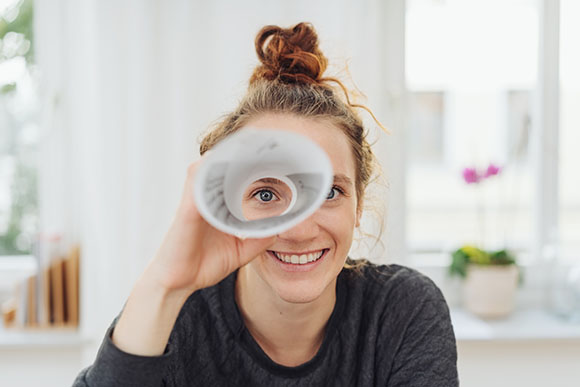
[144, 158, 276, 298]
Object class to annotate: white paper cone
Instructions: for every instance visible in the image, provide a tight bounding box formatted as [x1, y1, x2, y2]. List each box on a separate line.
[193, 128, 333, 238]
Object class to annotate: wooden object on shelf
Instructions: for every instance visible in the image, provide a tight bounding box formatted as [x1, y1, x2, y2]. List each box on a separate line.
[1, 299, 16, 326]
[2, 245, 81, 330]
[64, 246, 80, 326]
[40, 265, 51, 326]
[26, 275, 37, 326]
[50, 258, 65, 326]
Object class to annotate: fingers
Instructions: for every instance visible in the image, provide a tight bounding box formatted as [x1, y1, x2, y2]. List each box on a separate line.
[182, 153, 213, 204]
[177, 158, 207, 216]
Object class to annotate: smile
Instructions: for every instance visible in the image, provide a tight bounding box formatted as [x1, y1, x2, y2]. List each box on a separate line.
[268, 249, 327, 265]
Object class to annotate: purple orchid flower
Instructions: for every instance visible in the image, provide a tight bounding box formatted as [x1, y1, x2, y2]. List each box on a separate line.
[483, 163, 502, 178]
[462, 167, 481, 184]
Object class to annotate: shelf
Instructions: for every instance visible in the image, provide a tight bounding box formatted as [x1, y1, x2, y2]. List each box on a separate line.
[0, 324, 88, 349]
[451, 307, 580, 341]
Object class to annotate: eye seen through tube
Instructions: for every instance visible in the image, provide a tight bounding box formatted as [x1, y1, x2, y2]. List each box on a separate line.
[241, 178, 293, 220]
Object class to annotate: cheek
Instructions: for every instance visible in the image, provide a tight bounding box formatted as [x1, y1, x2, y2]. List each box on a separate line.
[318, 203, 358, 242]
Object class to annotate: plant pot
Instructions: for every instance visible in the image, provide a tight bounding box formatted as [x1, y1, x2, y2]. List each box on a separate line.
[464, 264, 519, 319]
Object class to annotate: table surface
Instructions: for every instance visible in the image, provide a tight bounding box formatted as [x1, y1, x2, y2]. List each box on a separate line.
[451, 306, 580, 341]
[1, 307, 580, 348]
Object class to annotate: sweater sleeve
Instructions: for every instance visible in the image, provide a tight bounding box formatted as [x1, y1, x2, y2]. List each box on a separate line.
[384, 274, 459, 387]
[72, 322, 174, 387]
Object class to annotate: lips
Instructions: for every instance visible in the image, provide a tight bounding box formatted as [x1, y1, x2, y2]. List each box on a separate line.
[269, 249, 327, 265]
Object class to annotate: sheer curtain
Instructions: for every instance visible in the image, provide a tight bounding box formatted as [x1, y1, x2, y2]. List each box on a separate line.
[33, 0, 404, 358]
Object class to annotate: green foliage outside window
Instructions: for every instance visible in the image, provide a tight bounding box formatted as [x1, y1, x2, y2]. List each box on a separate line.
[0, 0, 34, 62]
[0, 0, 37, 255]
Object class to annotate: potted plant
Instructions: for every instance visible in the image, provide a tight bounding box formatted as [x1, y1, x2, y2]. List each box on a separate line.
[449, 163, 520, 319]
[450, 246, 519, 319]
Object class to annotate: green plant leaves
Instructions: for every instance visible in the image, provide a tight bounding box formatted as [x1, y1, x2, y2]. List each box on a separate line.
[449, 245, 517, 278]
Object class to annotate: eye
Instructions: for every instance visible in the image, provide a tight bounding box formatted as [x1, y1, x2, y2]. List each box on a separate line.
[326, 186, 342, 200]
[254, 189, 278, 202]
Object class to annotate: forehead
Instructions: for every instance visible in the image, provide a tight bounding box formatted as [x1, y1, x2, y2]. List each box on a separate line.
[245, 114, 356, 182]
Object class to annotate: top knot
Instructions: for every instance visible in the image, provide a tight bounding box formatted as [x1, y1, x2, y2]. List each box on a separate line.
[250, 23, 328, 85]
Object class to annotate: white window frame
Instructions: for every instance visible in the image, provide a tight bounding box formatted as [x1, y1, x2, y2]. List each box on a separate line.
[532, 0, 560, 260]
[378, 0, 562, 308]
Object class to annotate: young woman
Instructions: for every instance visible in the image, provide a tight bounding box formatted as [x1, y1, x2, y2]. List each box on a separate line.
[74, 23, 458, 386]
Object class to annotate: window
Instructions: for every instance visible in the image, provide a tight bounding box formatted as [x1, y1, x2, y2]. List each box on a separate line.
[559, 0, 580, 257]
[407, 91, 445, 164]
[0, 0, 37, 256]
[405, 0, 538, 260]
[506, 90, 531, 162]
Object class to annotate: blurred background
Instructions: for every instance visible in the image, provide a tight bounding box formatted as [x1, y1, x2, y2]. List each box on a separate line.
[0, 0, 578, 386]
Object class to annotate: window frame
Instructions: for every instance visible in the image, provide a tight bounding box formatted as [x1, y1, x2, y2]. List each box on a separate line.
[399, 0, 562, 307]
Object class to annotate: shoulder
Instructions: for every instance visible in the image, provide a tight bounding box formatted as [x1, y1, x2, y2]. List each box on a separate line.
[342, 259, 445, 303]
[344, 262, 459, 385]
[339, 259, 451, 332]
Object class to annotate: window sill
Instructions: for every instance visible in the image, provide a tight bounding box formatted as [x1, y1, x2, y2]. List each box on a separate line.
[451, 306, 580, 342]
[0, 324, 88, 349]
[2, 308, 578, 348]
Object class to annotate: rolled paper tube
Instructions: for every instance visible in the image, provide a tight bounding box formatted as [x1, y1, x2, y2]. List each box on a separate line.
[193, 128, 333, 238]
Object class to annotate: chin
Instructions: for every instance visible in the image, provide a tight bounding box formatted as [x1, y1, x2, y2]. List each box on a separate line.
[271, 277, 334, 304]
[278, 288, 322, 304]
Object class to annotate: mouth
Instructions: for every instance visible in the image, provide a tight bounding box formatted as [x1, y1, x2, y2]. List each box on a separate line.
[267, 249, 328, 265]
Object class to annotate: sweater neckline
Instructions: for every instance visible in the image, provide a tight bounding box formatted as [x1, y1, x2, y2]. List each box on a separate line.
[219, 269, 348, 378]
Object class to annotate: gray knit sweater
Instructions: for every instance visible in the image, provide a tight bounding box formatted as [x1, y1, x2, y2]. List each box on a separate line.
[73, 262, 458, 386]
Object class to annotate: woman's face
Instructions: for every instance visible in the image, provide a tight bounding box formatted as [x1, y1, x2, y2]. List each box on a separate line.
[240, 113, 360, 304]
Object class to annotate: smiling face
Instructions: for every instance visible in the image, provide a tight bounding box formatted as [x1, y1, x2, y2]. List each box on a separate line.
[238, 113, 360, 304]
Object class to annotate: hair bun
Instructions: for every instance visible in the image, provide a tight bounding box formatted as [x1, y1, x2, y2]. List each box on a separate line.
[250, 23, 328, 85]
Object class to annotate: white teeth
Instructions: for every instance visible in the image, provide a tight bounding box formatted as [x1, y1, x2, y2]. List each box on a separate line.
[272, 250, 325, 265]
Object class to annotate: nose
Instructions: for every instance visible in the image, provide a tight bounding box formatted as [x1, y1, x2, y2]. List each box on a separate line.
[276, 214, 320, 242]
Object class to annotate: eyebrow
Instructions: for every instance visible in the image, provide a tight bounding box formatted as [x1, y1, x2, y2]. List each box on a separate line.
[333, 174, 354, 186]
[253, 175, 354, 187]
[253, 178, 285, 185]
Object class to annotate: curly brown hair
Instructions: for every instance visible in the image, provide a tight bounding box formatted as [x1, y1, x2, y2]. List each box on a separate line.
[199, 22, 383, 211]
